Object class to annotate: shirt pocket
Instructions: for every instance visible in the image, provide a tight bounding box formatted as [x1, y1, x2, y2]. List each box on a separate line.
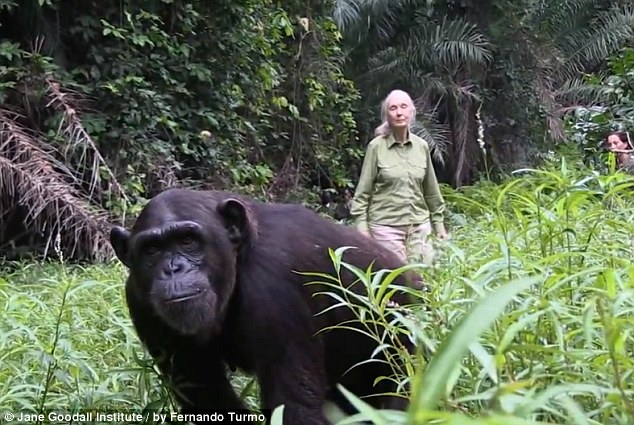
[377, 158, 405, 182]
[377, 157, 400, 168]
[409, 162, 427, 183]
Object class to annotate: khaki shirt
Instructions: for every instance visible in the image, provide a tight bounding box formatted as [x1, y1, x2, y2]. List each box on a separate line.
[349, 132, 446, 234]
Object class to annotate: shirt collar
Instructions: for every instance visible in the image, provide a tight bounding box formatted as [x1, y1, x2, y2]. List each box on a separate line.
[386, 132, 412, 148]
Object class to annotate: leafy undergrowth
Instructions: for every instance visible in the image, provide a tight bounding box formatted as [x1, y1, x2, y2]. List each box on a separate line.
[0, 261, 258, 424]
[398, 160, 634, 425]
[1, 159, 633, 425]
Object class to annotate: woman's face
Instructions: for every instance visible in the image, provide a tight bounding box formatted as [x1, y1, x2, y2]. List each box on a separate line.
[607, 134, 629, 152]
[386, 92, 413, 129]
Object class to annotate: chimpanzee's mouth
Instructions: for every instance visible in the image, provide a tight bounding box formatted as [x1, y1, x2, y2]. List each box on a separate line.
[164, 287, 207, 304]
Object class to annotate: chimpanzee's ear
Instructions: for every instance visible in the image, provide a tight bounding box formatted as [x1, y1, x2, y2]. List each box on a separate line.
[216, 198, 257, 249]
[110, 226, 132, 268]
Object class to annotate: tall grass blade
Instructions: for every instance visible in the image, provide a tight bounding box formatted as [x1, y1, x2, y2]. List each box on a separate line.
[408, 276, 540, 419]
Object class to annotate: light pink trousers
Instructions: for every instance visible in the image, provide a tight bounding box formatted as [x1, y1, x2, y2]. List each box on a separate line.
[369, 222, 434, 265]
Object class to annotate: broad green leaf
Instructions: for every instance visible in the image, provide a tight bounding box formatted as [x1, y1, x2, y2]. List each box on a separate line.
[409, 276, 540, 418]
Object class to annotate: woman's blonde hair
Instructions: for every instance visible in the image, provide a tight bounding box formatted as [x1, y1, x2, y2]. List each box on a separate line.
[374, 89, 417, 137]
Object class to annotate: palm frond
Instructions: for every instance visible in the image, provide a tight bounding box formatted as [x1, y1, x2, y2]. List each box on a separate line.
[43, 75, 128, 205]
[370, 18, 492, 77]
[332, 0, 363, 41]
[0, 109, 113, 261]
[509, 3, 634, 142]
[364, 16, 491, 97]
[556, 5, 634, 82]
[530, 0, 599, 37]
[411, 73, 454, 103]
[429, 17, 492, 69]
[332, 0, 410, 45]
[555, 77, 613, 106]
[410, 109, 451, 165]
[367, 46, 404, 77]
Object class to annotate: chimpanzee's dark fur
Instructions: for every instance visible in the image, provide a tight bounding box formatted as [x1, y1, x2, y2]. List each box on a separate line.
[109, 188, 417, 425]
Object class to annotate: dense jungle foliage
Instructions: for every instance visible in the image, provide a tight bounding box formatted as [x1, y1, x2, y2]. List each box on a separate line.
[1, 0, 633, 260]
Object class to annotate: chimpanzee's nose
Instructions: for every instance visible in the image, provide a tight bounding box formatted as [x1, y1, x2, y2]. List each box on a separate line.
[162, 257, 186, 278]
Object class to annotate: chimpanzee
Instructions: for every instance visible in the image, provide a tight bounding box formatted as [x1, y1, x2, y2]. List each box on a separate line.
[109, 188, 418, 425]
[319, 187, 354, 221]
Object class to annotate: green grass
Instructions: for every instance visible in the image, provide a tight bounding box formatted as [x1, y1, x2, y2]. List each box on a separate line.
[0, 262, 257, 424]
[401, 161, 634, 425]
[1, 159, 633, 424]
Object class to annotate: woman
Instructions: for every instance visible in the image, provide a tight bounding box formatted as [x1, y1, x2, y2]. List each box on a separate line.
[349, 89, 448, 265]
[605, 131, 634, 172]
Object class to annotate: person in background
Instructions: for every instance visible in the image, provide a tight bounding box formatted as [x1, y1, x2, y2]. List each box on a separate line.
[319, 187, 353, 221]
[605, 131, 634, 173]
[348, 89, 448, 265]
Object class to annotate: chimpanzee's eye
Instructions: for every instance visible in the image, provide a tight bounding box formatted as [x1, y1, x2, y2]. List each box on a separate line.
[180, 234, 201, 250]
